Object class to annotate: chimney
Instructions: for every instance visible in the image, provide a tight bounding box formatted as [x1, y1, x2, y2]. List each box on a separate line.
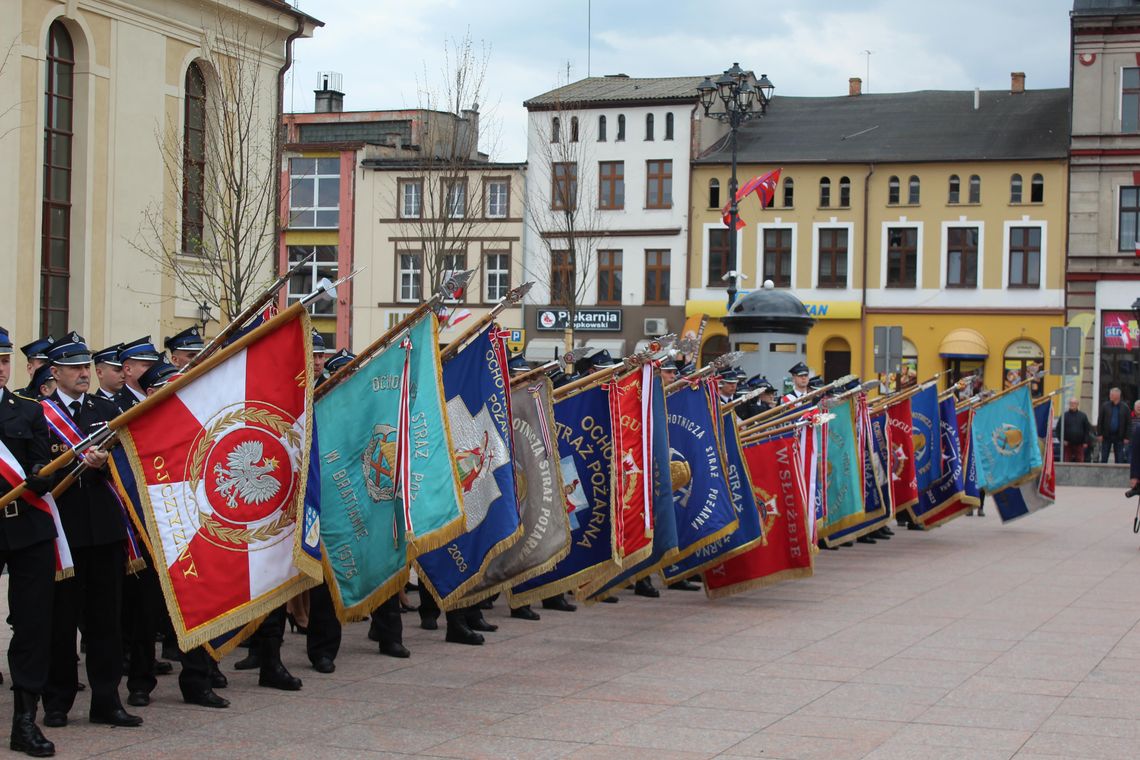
[460, 103, 480, 160]
[1011, 71, 1025, 94]
[974, 87, 980, 110]
[314, 71, 344, 113]
[848, 77, 862, 97]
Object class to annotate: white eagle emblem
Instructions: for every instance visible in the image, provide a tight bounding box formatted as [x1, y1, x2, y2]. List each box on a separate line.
[213, 440, 281, 508]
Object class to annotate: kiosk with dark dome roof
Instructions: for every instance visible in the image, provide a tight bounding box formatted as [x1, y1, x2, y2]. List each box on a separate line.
[722, 280, 816, 383]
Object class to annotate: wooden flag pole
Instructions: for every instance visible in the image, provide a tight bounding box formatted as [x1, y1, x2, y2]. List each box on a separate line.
[509, 362, 558, 388]
[737, 373, 856, 430]
[438, 282, 532, 363]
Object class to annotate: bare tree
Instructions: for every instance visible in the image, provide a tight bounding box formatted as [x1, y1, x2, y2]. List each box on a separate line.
[524, 99, 608, 350]
[133, 10, 281, 321]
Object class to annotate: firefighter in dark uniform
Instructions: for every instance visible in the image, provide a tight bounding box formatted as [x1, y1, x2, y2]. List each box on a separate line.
[162, 327, 206, 371]
[41, 333, 142, 728]
[91, 345, 124, 402]
[0, 327, 61, 756]
[781, 362, 811, 404]
[16, 336, 54, 400]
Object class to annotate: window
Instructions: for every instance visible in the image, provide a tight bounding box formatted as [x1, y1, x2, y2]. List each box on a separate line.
[1010, 173, 1023, 204]
[908, 175, 920, 205]
[484, 251, 510, 302]
[398, 251, 423, 302]
[665, 113, 674, 140]
[645, 249, 670, 304]
[708, 228, 733, 286]
[838, 176, 850, 207]
[948, 175, 960, 204]
[783, 178, 794, 207]
[598, 115, 607, 142]
[551, 116, 560, 143]
[817, 228, 848, 288]
[182, 63, 206, 256]
[289, 157, 339, 228]
[287, 245, 338, 316]
[646, 159, 672, 208]
[597, 250, 622, 305]
[645, 113, 654, 141]
[708, 178, 720, 209]
[551, 162, 577, 210]
[551, 250, 575, 305]
[444, 179, 466, 218]
[888, 176, 900, 205]
[1030, 173, 1044, 203]
[617, 114, 626, 141]
[598, 161, 624, 209]
[1002, 339, 1044, 396]
[1124, 67, 1140, 132]
[1008, 226, 1041, 288]
[969, 175, 981, 204]
[947, 226, 979, 288]
[819, 177, 831, 208]
[485, 179, 508, 218]
[570, 116, 579, 142]
[1119, 186, 1140, 252]
[763, 228, 792, 288]
[886, 227, 918, 288]
[41, 21, 74, 337]
[400, 180, 423, 219]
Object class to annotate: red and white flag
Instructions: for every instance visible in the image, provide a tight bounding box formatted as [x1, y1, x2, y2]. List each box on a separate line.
[0, 441, 73, 579]
[115, 304, 321, 650]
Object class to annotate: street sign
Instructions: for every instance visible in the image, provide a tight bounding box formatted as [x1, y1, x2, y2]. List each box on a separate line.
[872, 325, 903, 375]
[535, 308, 622, 332]
[505, 328, 525, 354]
[1048, 326, 1082, 376]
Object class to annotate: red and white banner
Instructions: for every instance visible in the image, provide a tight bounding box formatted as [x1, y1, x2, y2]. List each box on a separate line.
[884, 398, 919, 515]
[608, 364, 654, 563]
[0, 441, 73, 579]
[116, 305, 321, 650]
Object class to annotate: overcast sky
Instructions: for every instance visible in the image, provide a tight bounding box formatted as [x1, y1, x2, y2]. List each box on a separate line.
[287, 0, 1075, 162]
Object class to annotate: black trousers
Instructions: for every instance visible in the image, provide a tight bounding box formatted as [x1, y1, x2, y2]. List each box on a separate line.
[0, 539, 55, 694]
[122, 565, 162, 695]
[419, 587, 480, 628]
[177, 647, 214, 697]
[45, 543, 125, 714]
[305, 583, 341, 664]
[368, 595, 402, 645]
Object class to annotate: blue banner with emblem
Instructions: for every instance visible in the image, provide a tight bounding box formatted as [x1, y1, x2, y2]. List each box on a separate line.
[992, 398, 1053, 522]
[416, 329, 522, 609]
[911, 385, 942, 492]
[971, 385, 1042, 493]
[913, 396, 964, 523]
[511, 385, 618, 604]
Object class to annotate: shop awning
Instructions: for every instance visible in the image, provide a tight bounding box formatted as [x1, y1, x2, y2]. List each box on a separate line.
[524, 338, 565, 364]
[939, 328, 989, 359]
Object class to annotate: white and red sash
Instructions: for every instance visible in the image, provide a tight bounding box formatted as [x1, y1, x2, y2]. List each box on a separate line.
[0, 440, 73, 579]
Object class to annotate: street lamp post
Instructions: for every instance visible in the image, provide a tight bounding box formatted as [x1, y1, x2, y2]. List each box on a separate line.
[697, 64, 774, 312]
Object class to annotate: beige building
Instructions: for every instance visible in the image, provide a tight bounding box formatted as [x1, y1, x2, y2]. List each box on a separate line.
[0, 0, 318, 386]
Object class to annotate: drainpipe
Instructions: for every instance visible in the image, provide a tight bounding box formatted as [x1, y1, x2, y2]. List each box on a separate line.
[859, 162, 875, 378]
[275, 12, 308, 295]
[684, 101, 699, 334]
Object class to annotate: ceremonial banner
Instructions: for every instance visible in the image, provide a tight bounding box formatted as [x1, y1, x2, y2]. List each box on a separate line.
[911, 385, 942, 492]
[1036, 398, 1056, 501]
[0, 440, 72, 579]
[662, 407, 764, 579]
[659, 380, 739, 583]
[992, 397, 1055, 523]
[913, 397, 966, 528]
[463, 377, 569, 604]
[819, 397, 864, 545]
[825, 406, 891, 543]
[919, 405, 982, 528]
[608, 365, 654, 565]
[511, 385, 618, 605]
[116, 305, 322, 649]
[316, 313, 465, 621]
[417, 329, 523, 609]
[704, 435, 813, 597]
[971, 385, 1042, 493]
[884, 399, 918, 515]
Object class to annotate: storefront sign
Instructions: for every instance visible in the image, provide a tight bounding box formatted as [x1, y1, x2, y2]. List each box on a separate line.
[535, 308, 622, 332]
[1102, 311, 1138, 349]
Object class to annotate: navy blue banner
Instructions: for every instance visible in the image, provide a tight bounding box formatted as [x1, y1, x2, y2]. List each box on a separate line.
[913, 397, 964, 523]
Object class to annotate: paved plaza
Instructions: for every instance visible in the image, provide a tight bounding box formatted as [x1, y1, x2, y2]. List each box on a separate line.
[7, 484, 1140, 759]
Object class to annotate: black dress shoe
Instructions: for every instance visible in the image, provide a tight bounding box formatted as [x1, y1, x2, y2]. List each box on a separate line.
[634, 579, 660, 598]
[445, 624, 484, 646]
[210, 669, 228, 690]
[841, 541, 855, 547]
[89, 707, 143, 727]
[600, 595, 619, 603]
[668, 580, 700, 591]
[233, 652, 261, 670]
[856, 536, 877, 544]
[477, 598, 495, 611]
[379, 641, 411, 658]
[510, 606, 540, 621]
[311, 657, 336, 674]
[154, 660, 174, 676]
[420, 617, 439, 631]
[182, 689, 229, 709]
[469, 618, 498, 632]
[258, 663, 302, 691]
[907, 522, 925, 531]
[41, 713, 66, 729]
[541, 596, 576, 612]
[126, 691, 150, 707]
[879, 527, 895, 536]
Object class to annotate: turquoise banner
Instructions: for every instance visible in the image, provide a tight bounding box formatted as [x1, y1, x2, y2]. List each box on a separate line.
[821, 397, 864, 541]
[971, 385, 1042, 493]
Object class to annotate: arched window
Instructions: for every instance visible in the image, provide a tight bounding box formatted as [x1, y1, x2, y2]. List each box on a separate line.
[665, 112, 674, 140]
[551, 116, 560, 143]
[1030, 173, 1044, 203]
[182, 63, 207, 256]
[708, 178, 720, 208]
[888, 176, 900, 205]
[948, 174, 960, 204]
[41, 20, 74, 337]
[1010, 173, 1023, 203]
[616, 114, 626, 141]
[969, 174, 981, 203]
[819, 177, 831, 207]
[645, 113, 654, 141]
[597, 115, 607, 142]
[570, 116, 579, 142]
[838, 176, 851, 207]
[908, 175, 920, 204]
[782, 177, 794, 207]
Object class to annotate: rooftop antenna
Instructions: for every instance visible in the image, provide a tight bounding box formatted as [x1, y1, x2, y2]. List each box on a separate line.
[587, 0, 592, 77]
[863, 50, 872, 94]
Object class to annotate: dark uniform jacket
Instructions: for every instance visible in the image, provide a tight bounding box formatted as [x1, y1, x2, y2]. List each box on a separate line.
[45, 390, 126, 549]
[113, 385, 145, 413]
[0, 388, 59, 550]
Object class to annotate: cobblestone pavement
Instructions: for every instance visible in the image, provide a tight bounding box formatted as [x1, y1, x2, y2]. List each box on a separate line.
[2, 485, 1136, 759]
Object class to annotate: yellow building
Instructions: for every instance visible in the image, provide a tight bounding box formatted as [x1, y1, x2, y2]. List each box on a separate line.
[687, 76, 1068, 395]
